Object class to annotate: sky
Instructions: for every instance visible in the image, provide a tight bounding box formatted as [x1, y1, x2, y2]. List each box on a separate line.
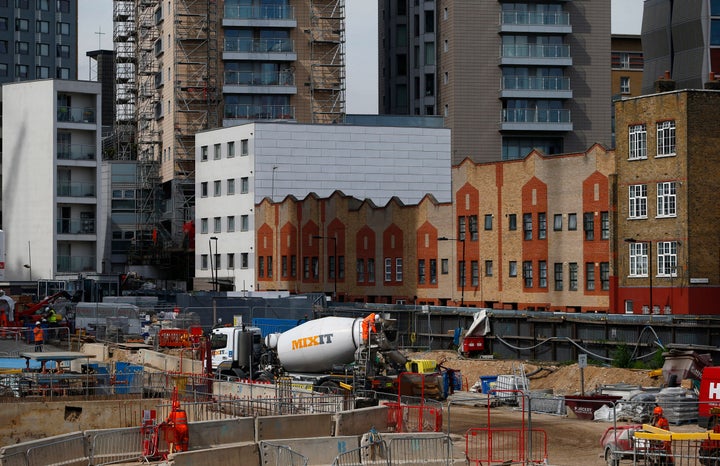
[78, 0, 644, 115]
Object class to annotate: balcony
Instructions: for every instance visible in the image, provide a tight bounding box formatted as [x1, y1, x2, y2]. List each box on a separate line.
[57, 181, 96, 198]
[500, 76, 572, 99]
[500, 44, 572, 66]
[57, 144, 97, 161]
[223, 70, 297, 94]
[223, 38, 296, 61]
[223, 4, 295, 27]
[501, 108, 573, 131]
[57, 218, 96, 235]
[57, 255, 96, 273]
[500, 11, 571, 34]
[57, 106, 97, 124]
[224, 104, 295, 121]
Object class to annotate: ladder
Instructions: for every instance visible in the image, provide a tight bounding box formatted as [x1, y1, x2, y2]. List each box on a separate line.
[511, 363, 530, 393]
[353, 345, 370, 393]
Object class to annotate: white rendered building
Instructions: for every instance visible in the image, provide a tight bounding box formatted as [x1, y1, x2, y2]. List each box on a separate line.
[2, 79, 105, 281]
[194, 121, 451, 291]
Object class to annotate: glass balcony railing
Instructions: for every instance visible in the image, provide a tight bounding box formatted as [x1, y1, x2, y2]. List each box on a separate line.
[502, 76, 570, 91]
[503, 108, 572, 123]
[57, 255, 96, 273]
[224, 38, 294, 53]
[224, 70, 295, 86]
[57, 144, 97, 161]
[224, 4, 294, 20]
[224, 104, 295, 120]
[57, 106, 96, 123]
[57, 218, 96, 235]
[501, 44, 570, 59]
[501, 11, 570, 26]
[57, 182, 96, 197]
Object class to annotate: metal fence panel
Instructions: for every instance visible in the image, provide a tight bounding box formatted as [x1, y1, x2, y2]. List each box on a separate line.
[259, 442, 309, 466]
[0, 450, 28, 466]
[388, 435, 451, 465]
[331, 443, 390, 466]
[89, 427, 144, 465]
[25, 435, 87, 466]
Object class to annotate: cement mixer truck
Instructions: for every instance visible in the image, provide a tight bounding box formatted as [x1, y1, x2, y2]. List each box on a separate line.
[210, 315, 449, 398]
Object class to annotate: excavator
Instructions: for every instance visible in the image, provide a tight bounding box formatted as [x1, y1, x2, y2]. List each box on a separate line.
[14, 290, 82, 325]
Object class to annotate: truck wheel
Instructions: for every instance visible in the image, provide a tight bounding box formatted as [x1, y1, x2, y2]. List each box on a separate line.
[604, 447, 619, 466]
[319, 380, 342, 394]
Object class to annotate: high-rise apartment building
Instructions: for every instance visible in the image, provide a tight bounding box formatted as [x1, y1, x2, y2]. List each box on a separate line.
[641, 0, 720, 94]
[0, 0, 78, 83]
[378, 0, 611, 164]
[111, 0, 345, 283]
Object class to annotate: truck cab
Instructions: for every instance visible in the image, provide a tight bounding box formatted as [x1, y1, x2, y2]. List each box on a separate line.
[210, 325, 264, 379]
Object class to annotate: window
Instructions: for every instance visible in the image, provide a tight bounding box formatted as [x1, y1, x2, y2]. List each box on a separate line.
[395, 258, 403, 281]
[258, 257, 265, 277]
[586, 263, 595, 291]
[418, 259, 426, 284]
[214, 254, 221, 270]
[441, 258, 449, 274]
[36, 43, 49, 56]
[657, 241, 678, 277]
[459, 260, 466, 287]
[16, 0, 29, 7]
[291, 255, 297, 277]
[57, 0, 70, 13]
[554, 263, 563, 291]
[471, 261, 479, 286]
[539, 261, 547, 288]
[620, 76, 630, 94]
[201, 146, 208, 161]
[367, 258, 375, 282]
[357, 259, 365, 282]
[36, 20, 49, 33]
[0, 41, 6, 53]
[601, 262, 610, 291]
[227, 179, 235, 195]
[629, 184, 647, 218]
[240, 215, 249, 231]
[227, 216, 235, 232]
[538, 213, 547, 239]
[227, 141, 235, 158]
[628, 124, 647, 160]
[213, 180, 221, 196]
[213, 217, 221, 233]
[240, 177, 249, 194]
[469, 215, 478, 240]
[458, 216, 466, 241]
[241, 139, 249, 156]
[201, 254, 208, 270]
[553, 214, 562, 231]
[568, 213, 577, 230]
[16, 64, 28, 78]
[267, 256, 273, 278]
[36, 66, 49, 78]
[303, 257, 310, 279]
[628, 242, 648, 277]
[241, 253, 249, 269]
[485, 260, 493, 277]
[15, 18, 29, 31]
[0, 64, 7, 77]
[200, 182, 208, 197]
[312, 257, 320, 279]
[583, 213, 594, 241]
[57, 22, 69, 35]
[15, 41, 28, 55]
[200, 218, 208, 234]
[484, 214, 493, 231]
[523, 213, 532, 240]
[384, 258, 392, 282]
[657, 120, 676, 156]
[214, 143, 221, 160]
[657, 182, 676, 217]
[56, 44, 70, 58]
[37, 0, 49, 10]
[509, 261, 518, 277]
[601, 211, 610, 240]
[569, 262, 578, 291]
[56, 67, 69, 79]
[329, 256, 336, 279]
[429, 259, 437, 284]
[508, 214, 517, 231]
[228, 253, 235, 269]
[522, 261, 533, 288]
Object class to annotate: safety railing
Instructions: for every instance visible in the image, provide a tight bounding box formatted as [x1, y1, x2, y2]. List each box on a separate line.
[260, 441, 309, 466]
[89, 427, 144, 465]
[25, 434, 87, 466]
[332, 434, 453, 465]
[332, 441, 389, 466]
[465, 427, 548, 465]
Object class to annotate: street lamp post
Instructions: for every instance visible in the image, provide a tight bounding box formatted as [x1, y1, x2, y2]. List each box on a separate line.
[313, 235, 337, 300]
[438, 236, 466, 307]
[210, 236, 219, 292]
[625, 238, 652, 313]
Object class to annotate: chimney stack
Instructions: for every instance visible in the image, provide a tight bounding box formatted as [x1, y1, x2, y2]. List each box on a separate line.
[705, 72, 720, 90]
[654, 70, 676, 93]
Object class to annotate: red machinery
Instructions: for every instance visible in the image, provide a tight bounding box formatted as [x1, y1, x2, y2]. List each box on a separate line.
[14, 290, 77, 324]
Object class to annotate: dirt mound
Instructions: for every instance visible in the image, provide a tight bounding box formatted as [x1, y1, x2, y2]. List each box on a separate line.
[409, 350, 663, 395]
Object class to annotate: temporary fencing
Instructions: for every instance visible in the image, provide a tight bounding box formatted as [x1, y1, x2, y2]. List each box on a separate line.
[331, 434, 452, 466]
[260, 441, 309, 466]
[465, 427, 548, 466]
[88, 427, 146, 465]
[632, 425, 720, 466]
[23, 434, 87, 466]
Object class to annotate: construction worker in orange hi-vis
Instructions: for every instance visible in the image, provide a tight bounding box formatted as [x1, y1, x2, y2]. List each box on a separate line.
[362, 313, 379, 342]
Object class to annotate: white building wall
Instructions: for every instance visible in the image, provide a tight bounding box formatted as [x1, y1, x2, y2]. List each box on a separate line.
[2, 79, 104, 281]
[194, 122, 451, 292]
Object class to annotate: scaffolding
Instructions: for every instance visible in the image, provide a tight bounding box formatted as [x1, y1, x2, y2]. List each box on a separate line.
[309, 0, 346, 124]
[112, 0, 137, 161]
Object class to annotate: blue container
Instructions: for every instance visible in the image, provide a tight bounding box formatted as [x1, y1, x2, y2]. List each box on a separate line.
[480, 375, 498, 394]
[252, 318, 298, 337]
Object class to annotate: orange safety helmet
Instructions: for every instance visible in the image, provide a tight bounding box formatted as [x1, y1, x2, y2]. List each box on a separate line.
[653, 406, 664, 415]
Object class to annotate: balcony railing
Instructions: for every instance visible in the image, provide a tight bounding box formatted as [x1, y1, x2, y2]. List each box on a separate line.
[57, 255, 96, 273]
[224, 4, 294, 20]
[57, 106, 96, 123]
[501, 44, 570, 59]
[57, 182, 96, 198]
[224, 104, 295, 120]
[57, 144, 97, 161]
[502, 76, 570, 91]
[57, 218, 96, 235]
[224, 38, 294, 53]
[503, 108, 572, 123]
[224, 70, 295, 86]
[501, 11, 570, 26]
